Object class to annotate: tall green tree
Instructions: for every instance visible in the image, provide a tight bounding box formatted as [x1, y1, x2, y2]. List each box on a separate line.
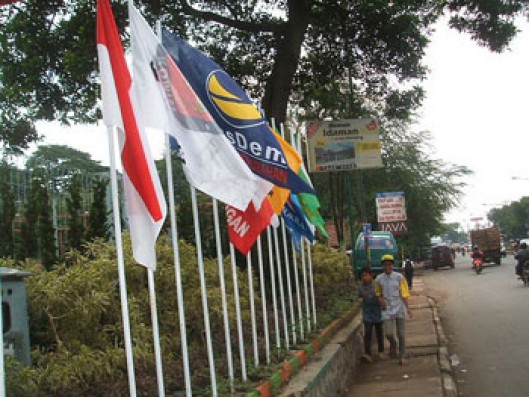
[85, 177, 109, 242]
[1, 1, 528, 150]
[0, 161, 16, 257]
[15, 174, 54, 264]
[65, 174, 84, 252]
[488, 198, 529, 240]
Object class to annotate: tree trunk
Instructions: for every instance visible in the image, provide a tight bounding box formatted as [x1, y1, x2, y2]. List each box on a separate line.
[262, 0, 312, 122]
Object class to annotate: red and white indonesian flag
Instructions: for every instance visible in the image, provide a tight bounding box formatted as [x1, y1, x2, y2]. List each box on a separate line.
[97, 0, 166, 270]
[128, 4, 259, 211]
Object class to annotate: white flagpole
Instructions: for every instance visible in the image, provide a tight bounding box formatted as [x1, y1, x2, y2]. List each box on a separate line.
[267, 227, 281, 355]
[256, 236, 271, 364]
[301, 238, 311, 333]
[306, 239, 317, 326]
[247, 252, 259, 366]
[230, 243, 247, 380]
[0, 276, 4, 397]
[273, 226, 290, 351]
[293, 126, 316, 331]
[212, 199, 235, 384]
[190, 186, 217, 396]
[279, 123, 297, 345]
[163, 137, 192, 396]
[147, 269, 165, 397]
[291, 240, 304, 341]
[280, 221, 297, 345]
[107, 126, 137, 397]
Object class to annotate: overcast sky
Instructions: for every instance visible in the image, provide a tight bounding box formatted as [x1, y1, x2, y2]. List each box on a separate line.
[32, 18, 529, 231]
[417, 18, 529, 229]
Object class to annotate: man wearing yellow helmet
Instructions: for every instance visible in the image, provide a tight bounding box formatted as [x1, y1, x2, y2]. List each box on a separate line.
[375, 253, 412, 365]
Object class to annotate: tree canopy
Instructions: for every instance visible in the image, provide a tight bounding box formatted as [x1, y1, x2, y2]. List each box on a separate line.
[488, 197, 529, 240]
[1, 0, 528, 151]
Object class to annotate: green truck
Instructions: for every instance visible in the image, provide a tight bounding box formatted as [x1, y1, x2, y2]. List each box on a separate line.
[353, 231, 400, 277]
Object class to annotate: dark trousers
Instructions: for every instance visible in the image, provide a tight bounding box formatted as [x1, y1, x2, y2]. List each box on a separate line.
[405, 273, 413, 289]
[363, 321, 384, 355]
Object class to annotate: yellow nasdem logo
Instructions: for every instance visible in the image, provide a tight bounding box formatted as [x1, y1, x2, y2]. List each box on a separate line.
[208, 73, 262, 121]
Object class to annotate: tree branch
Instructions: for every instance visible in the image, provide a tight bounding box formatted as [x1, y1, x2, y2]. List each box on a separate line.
[180, 0, 284, 34]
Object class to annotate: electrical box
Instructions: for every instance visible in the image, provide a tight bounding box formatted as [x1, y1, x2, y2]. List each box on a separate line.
[2, 267, 32, 366]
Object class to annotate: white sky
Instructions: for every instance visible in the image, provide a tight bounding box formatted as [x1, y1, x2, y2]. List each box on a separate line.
[417, 18, 529, 229]
[31, 18, 529, 231]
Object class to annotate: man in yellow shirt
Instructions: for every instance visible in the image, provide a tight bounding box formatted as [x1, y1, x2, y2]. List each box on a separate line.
[375, 254, 412, 365]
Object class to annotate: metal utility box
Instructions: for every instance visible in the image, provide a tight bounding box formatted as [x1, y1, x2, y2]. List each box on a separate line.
[1, 267, 32, 366]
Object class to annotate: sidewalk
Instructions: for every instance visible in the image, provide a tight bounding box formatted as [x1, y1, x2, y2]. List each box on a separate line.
[345, 275, 458, 397]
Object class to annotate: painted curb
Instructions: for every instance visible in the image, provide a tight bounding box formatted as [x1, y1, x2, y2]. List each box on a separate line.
[246, 302, 360, 397]
[428, 296, 460, 397]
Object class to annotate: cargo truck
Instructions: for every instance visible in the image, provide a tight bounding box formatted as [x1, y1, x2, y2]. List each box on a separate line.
[470, 227, 502, 265]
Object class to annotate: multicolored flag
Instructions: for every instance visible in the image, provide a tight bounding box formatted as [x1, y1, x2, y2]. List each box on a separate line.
[96, 0, 166, 270]
[282, 195, 314, 251]
[161, 30, 314, 195]
[226, 199, 275, 255]
[297, 163, 328, 237]
[129, 4, 258, 211]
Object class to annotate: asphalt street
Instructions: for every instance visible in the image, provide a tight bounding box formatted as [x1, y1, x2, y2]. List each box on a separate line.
[424, 253, 529, 397]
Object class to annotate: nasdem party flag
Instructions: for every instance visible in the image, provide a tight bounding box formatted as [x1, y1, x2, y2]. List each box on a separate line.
[97, 0, 166, 270]
[161, 30, 314, 195]
[227, 199, 275, 256]
[129, 4, 258, 211]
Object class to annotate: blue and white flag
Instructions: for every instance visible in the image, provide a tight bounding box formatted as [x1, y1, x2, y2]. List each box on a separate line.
[282, 194, 314, 251]
[129, 4, 258, 211]
[161, 30, 314, 195]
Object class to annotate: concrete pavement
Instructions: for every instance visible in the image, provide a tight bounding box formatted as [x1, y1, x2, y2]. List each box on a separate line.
[345, 275, 458, 397]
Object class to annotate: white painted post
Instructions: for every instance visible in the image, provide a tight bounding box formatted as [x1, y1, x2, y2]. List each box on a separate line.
[107, 126, 137, 397]
[230, 243, 247, 380]
[257, 236, 271, 364]
[267, 227, 281, 355]
[247, 252, 259, 366]
[190, 186, 217, 396]
[163, 136, 192, 396]
[212, 199, 234, 384]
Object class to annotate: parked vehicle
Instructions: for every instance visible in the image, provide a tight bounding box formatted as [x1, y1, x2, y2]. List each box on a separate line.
[431, 244, 455, 270]
[353, 231, 400, 277]
[470, 227, 502, 265]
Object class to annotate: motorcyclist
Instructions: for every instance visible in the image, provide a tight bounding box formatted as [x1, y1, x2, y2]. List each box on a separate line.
[470, 246, 484, 269]
[514, 242, 529, 278]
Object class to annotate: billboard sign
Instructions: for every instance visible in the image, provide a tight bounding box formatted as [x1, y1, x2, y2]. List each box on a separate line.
[306, 118, 382, 172]
[376, 191, 407, 223]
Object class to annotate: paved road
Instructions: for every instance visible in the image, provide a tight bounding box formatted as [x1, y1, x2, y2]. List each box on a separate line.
[423, 253, 529, 397]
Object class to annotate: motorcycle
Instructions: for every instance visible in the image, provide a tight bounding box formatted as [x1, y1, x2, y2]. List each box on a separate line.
[521, 260, 529, 286]
[473, 257, 483, 275]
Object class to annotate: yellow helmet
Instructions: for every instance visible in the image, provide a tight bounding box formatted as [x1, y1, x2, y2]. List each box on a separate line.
[381, 254, 395, 263]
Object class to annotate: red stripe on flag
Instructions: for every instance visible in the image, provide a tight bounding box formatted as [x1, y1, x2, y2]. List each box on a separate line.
[0, 0, 21, 6]
[96, 0, 162, 221]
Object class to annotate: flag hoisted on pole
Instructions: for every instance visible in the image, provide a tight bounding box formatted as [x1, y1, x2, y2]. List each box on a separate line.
[282, 195, 314, 251]
[128, 5, 258, 211]
[226, 199, 275, 255]
[97, 0, 166, 271]
[160, 30, 315, 195]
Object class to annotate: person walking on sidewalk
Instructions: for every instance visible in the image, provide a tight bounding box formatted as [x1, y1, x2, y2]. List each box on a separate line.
[403, 258, 414, 290]
[358, 266, 384, 363]
[375, 254, 412, 365]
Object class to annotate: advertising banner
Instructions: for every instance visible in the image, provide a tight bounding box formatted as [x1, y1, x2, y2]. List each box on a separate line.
[376, 191, 407, 223]
[306, 118, 382, 172]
